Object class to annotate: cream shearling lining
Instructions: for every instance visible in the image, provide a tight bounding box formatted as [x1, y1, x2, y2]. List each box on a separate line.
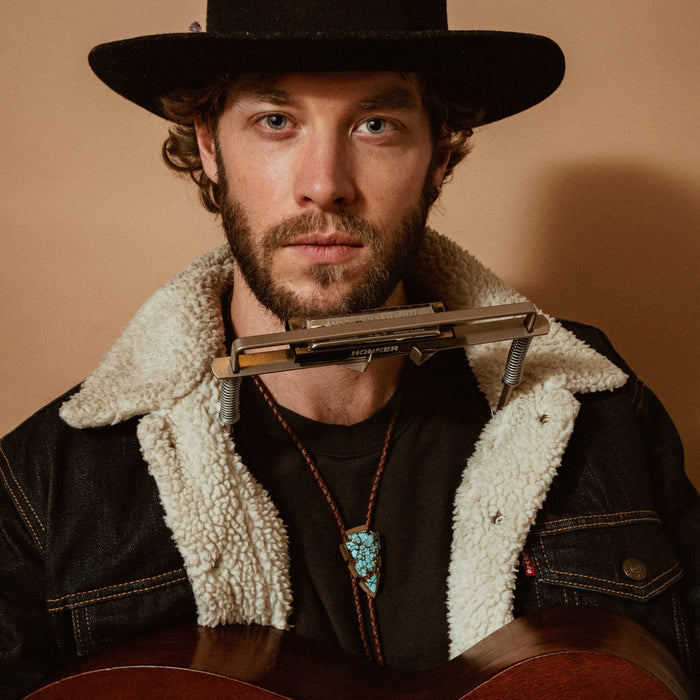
[60, 230, 627, 654]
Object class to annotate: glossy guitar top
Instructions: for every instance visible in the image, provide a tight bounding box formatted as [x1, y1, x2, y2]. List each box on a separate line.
[26, 607, 694, 699]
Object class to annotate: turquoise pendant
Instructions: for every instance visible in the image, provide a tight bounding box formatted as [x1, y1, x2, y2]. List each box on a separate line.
[340, 525, 381, 597]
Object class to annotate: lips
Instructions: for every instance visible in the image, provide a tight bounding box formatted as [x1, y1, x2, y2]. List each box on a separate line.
[283, 232, 364, 264]
[286, 232, 364, 247]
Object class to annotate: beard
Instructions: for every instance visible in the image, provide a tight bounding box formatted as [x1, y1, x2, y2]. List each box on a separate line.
[218, 161, 435, 321]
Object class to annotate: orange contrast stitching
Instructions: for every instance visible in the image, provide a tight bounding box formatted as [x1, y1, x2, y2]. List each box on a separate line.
[534, 509, 658, 528]
[538, 537, 680, 589]
[0, 443, 45, 532]
[0, 443, 44, 553]
[536, 537, 683, 598]
[537, 568, 683, 602]
[0, 443, 45, 531]
[47, 573, 189, 612]
[83, 607, 94, 647]
[47, 568, 187, 606]
[539, 516, 661, 536]
[72, 609, 85, 651]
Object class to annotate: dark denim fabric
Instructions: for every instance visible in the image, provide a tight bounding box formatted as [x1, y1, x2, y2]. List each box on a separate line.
[0, 398, 196, 699]
[515, 321, 700, 689]
[1, 321, 698, 698]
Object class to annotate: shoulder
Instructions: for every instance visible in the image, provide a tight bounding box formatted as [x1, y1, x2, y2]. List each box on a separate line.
[2, 384, 144, 462]
[3, 385, 81, 451]
[556, 318, 635, 378]
[1, 386, 146, 521]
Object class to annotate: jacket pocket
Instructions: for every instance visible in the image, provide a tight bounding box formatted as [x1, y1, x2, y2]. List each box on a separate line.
[529, 510, 682, 601]
[517, 510, 694, 680]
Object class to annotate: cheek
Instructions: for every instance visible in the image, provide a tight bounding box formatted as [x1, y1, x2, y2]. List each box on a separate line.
[223, 150, 292, 226]
[365, 150, 432, 214]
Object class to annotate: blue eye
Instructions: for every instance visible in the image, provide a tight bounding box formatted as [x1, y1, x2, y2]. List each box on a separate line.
[263, 114, 287, 130]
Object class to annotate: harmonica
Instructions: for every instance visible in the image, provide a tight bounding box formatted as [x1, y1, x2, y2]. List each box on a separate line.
[212, 302, 549, 423]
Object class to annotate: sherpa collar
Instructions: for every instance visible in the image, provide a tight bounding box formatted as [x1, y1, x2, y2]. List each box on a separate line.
[61, 229, 624, 427]
[59, 229, 627, 648]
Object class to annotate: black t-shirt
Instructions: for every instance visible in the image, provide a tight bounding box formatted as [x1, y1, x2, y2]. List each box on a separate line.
[232, 349, 490, 670]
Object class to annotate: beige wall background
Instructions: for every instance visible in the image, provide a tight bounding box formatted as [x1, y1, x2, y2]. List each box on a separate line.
[2, 1, 699, 487]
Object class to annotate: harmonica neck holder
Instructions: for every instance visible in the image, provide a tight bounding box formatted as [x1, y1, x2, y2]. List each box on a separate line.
[213, 302, 549, 424]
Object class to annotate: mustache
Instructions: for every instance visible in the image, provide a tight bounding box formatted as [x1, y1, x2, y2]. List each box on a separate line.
[260, 211, 384, 252]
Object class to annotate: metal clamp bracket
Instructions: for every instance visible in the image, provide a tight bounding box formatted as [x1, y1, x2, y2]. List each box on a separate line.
[212, 302, 549, 424]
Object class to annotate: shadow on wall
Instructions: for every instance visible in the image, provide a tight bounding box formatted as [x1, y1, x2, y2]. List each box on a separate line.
[521, 161, 700, 487]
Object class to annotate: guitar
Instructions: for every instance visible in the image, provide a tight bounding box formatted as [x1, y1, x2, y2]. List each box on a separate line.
[26, 607, 694, 699]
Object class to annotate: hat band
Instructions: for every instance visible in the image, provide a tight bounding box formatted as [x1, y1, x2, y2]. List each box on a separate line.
[207, 0, 448, 35]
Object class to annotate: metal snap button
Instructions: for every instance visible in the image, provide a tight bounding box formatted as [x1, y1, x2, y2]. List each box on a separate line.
[622, 557, 647, 581]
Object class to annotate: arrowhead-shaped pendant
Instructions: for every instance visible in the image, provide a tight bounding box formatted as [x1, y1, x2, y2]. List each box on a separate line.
[340, 525, 381, 597]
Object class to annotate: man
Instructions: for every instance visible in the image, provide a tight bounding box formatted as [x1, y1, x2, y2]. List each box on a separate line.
[1, 0, 698, 696]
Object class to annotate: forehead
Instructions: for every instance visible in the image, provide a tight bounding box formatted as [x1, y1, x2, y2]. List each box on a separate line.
[226, 71, 425, 110]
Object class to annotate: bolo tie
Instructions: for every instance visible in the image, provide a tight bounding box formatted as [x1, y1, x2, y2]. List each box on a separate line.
[253, 374, 407, 665]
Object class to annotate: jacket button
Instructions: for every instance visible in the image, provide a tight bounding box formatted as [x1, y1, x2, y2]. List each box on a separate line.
[622, 557, 647, 581]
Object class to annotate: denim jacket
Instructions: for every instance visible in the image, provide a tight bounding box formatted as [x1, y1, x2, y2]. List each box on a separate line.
[2, 232, 698, 697]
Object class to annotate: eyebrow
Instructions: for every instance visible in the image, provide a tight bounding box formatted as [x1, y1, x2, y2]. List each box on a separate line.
[234, 84, 294, 105]
[356, 87, 422, 113]
[232, 82, 422, 113]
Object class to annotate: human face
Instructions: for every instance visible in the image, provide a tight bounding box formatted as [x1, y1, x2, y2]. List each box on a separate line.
[197, 72, 448, 319]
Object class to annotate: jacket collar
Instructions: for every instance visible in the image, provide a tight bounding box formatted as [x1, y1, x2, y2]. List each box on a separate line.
[60, 229, 626, 428]
[58, 229, 629, 645]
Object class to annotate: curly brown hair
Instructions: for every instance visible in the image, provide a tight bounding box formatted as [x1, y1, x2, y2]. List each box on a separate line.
[160, 74, 482, 214]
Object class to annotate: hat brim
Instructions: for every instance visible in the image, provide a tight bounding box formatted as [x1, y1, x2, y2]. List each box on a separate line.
[88, 31, 565, 125]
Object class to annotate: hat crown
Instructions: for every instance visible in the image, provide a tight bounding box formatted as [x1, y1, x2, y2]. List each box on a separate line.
[207, 0, 448, 35]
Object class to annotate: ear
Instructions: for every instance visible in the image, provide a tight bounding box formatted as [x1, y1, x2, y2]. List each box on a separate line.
[431, 133, 451, 188]
[194, 118, 219, 184]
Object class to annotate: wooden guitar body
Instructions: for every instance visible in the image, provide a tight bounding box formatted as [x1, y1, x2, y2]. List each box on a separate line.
[26, 607, 694, 699]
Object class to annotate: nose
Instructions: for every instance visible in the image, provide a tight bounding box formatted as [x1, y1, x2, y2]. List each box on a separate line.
[293, 131, 356, 211]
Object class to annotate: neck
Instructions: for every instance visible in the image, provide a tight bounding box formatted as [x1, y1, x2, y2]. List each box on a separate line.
[229, 269, 408, 424]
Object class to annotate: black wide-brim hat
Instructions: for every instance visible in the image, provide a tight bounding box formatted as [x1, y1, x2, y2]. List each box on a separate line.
[88, 0, 565, 126]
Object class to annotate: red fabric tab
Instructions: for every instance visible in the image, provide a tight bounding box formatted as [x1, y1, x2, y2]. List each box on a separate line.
[521, 549, 536, 577]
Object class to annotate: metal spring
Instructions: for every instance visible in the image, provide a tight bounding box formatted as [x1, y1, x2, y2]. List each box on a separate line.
[218, 376, 242, 425]
[502, 336, 533, 387]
